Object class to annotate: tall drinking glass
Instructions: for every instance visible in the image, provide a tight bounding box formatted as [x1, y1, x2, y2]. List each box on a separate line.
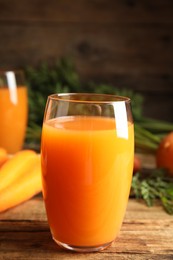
[41, 93, 134, 252]
[0, 70, 28, 154]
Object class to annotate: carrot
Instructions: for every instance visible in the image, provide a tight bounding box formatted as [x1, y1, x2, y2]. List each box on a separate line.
[0, 149, 37, 192]
[0, 154, 42, 212]
[0, 148, 8, 168]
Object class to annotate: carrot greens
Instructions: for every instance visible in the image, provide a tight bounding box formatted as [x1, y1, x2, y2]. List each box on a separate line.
[132, 169, 173, 215]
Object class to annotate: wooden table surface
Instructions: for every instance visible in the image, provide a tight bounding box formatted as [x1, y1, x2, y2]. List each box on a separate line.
[0, 196, 173, 260]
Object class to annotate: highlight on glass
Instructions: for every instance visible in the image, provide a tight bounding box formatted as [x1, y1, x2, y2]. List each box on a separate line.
[41, 93, 134, 252]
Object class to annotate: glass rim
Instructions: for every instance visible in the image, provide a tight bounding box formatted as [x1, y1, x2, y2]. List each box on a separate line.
[48, 93, 131, 104]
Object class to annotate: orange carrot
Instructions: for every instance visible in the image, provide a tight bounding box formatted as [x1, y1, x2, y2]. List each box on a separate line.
[0, 148, 8, 168]
[0, 154, 42, 212]
[0, 149, 37, 192]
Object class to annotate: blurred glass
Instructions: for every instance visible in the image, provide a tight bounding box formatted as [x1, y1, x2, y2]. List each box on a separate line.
[0, 70, 28, 154]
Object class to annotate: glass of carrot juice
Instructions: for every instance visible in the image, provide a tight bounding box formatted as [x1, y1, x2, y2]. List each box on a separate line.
[41, 93, 134, 252]
[0, 70, 28, 154]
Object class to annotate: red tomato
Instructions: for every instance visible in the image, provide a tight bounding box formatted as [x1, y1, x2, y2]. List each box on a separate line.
[156, 132, 173, 176]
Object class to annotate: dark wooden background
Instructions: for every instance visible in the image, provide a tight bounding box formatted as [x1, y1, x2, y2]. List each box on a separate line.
[0, 0, 173, 121]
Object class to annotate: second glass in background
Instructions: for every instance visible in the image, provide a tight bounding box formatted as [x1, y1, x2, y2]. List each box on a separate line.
[0, 70, 28, 154]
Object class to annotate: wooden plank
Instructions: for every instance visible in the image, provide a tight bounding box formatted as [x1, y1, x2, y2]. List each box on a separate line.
[81, 74, 173, 94]
[0, 198, 173, 259]
[0, 1, 172, 121]
[142, 94, 173, 121]
[0, 231, 172, 260]
[0, 24, 172, 79]
[0, 196, 45, 221]
[1, 196, 172, 222]
[0, 0, 173, 24]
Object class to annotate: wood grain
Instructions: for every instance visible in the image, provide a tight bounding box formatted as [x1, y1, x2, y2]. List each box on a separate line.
[0, 197, 173, 259]
[0, 24, 172, 75]
[0, 0, 173, 24]
[0, 0, 173, 120]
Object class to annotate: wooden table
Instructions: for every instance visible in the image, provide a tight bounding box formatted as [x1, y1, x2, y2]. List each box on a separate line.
[0, 196, 173, 260]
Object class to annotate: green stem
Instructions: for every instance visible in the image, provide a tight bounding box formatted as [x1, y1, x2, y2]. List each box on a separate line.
[138, 117, 173, 133]
[135, 124, 161, 144]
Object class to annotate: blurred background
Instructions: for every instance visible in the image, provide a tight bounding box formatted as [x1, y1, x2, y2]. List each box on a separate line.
[0, 0, 172, 122]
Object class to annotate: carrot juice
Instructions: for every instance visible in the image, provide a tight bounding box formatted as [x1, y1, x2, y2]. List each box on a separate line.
[41, 116, 134, 248]
[0, 86, 28, 153]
